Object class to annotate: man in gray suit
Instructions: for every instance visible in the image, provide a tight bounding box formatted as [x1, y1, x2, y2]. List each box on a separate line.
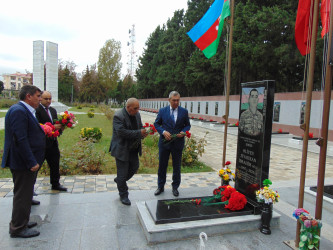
[109, 98, 147, 205]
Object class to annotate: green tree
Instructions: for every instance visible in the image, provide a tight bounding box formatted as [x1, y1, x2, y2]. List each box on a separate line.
[0, 80, 4, 94]
[79, 64, 105, 103]
[58, 60, 78, 102]
[98, 39, 122, 101]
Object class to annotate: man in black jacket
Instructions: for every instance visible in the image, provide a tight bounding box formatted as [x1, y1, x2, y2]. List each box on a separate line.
[109, 98, 147, 205]
[35, 91, 67, 192]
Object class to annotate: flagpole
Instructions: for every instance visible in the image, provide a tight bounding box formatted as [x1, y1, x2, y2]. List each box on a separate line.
[222, 0, 234, 170]
[315, 0, 333, 239]
[295, 0, 320, 247]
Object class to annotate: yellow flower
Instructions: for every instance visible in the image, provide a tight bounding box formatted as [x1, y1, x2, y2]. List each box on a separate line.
[223, 174, 229, 180]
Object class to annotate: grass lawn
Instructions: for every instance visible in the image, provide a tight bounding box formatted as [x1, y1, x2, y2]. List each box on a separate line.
[0, 111, 213, 179]
[0, 112, 6, 118]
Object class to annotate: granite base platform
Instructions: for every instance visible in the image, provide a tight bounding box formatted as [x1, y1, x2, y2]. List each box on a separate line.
[137, 200, 281, 244]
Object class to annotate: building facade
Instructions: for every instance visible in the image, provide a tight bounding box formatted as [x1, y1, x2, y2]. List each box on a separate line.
[2, 72, 32, 90]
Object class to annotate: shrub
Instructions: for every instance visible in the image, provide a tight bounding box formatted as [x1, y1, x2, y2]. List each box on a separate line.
[99, 104, 115, 121]
[72, 138, 105, 174]
[89, 108, 95, 112]
[0, 99, 16, 108]
[80, 127, 102, 141]
[77, 105, 82, 109]
[87, 111, 95, 118]
[182, 132, 208, 167]
[140, 134, 159, 171]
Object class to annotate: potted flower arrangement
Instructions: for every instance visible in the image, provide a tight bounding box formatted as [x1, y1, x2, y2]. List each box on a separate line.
[255, 179, 280, 235]
[218, 161, 235, 186]
[293, 208, 322, 250]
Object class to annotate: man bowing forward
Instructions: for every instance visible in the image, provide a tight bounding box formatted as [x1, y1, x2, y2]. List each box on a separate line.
[154, 91, 191, 197]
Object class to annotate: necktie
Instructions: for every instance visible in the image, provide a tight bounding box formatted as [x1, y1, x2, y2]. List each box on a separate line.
[171, 109, 176, 123]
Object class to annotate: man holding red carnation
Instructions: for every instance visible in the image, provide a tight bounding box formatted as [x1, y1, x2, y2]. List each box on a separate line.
[35, 91, 67, 195]
[154, 91, 191, 197]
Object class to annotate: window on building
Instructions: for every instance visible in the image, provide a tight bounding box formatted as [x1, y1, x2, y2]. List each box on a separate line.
[205, 102, 209, 114]
[215, 102, 219, 116]
[11, 83, 16, 89]
[11, 76, 16, 80]
[198, 102, 200, 113]
[191, 102, 193, 113]
[185, 102, 187, 109]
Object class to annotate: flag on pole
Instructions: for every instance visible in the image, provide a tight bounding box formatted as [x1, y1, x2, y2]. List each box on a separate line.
[295, 0, 313, 56]
[295, 0, 331, 56]
[320, 0, 331, 38]
[187, 0, 231, 59]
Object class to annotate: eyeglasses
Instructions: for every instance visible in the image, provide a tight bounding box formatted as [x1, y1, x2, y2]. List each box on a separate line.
[43, 98, 52, 100]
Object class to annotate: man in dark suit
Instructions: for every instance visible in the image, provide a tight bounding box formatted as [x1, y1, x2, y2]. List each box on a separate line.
[1, 85, 45, 238]
[35, 91, 67, 192]
[109, 98, 148, 205]
[154, 91, 191, 197]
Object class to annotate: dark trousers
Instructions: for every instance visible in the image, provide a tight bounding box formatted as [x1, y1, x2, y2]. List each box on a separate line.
[158, 146, 182, 189]
[116, 151, 139, 198]
[10, 169, 35, 234]
[44, 143, 60, 186]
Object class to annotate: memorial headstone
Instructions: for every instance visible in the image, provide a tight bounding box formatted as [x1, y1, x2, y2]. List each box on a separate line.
[235, 80, 275, 202]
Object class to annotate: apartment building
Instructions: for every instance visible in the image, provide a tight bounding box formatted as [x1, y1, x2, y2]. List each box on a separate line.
[2, 72, 32, 90]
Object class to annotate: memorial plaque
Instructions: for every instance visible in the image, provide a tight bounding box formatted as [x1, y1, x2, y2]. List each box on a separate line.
[146, 197, 254, 224]
[235, 80, 275, 203]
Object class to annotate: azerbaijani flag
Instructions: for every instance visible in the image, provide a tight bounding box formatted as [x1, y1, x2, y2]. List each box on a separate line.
[187, 0, 231, 59]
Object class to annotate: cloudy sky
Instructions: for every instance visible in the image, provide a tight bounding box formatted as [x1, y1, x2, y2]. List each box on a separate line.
[0, 0, 189, 79]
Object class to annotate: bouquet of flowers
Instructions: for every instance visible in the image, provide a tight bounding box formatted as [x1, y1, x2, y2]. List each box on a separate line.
[164, 185, 247, 211]
[163, 130, 191, 144]
[256, 179, 280, 204]
[143, 123, 157, 135]
[293, 208, 322, 249]
[54, 111, 77, 128]
[40, 122, 60, 138]
[219, 161, 235, 182]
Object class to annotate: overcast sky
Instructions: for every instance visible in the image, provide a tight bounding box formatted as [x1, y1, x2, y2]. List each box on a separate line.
[0, 0, 189, 80]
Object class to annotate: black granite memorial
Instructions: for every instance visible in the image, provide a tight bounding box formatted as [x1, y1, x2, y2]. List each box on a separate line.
[145, 197, 254, 224]
[310, 185, 333, 199]
[235, 80, 275, 203]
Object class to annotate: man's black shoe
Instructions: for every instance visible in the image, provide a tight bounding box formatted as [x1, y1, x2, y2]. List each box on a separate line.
[154, 188, 164, 196]
[10, 228, 40, 238]
[172, 188, 179, 197]
[27, 222, 37, 228]
[33, 191, 38, 196]
[114, 178, 117, 184]
[52, 184, 67, 192]
[31, 200, 40, 205]
[120, 197, 131, 206]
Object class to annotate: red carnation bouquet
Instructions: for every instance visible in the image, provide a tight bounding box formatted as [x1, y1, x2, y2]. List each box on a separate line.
[40, 122, 60, 138]
[143, 123, 157, 135]
[54, 111, 77, 128]
[164, 185, 247, 211]
[163, 130, 191, 144]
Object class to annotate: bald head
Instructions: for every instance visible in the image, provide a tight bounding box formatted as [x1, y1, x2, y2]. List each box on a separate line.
[41, 91, 52, 108]
[126, 98, 140, 116]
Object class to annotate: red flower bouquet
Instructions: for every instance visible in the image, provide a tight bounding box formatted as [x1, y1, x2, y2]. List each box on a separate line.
[143, 123, 157, 135]
[40, 122, 60, 138]
[165, 185, 247, 211]
[55, 111, 77, 128]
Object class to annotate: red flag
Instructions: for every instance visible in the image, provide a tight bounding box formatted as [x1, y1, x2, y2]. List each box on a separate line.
[295, 0, 313, 56]
[321, 0, 331, 37]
